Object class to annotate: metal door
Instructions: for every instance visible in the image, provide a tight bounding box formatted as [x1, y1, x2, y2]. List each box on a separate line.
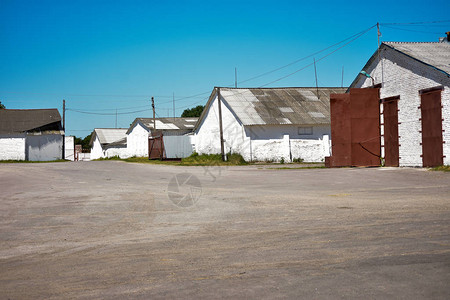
[330, 93, 351, 167]
[148, 134, 166, 160]
[420, 87, 443, 167]
[350, 88, 381, 167]
[383, 98, 399, 167]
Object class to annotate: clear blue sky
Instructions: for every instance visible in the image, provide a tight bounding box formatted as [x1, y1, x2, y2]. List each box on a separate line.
[1, 0, 449, 137]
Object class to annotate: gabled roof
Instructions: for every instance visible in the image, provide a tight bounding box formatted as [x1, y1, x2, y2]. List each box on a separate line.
[349, 41, 450, 88]
[385, 42, 450, 75]
[90, 128, 128, 146]
[195, 87, 346, 129]
[127, 117, 198, 134]
[0, 109, 62, 134]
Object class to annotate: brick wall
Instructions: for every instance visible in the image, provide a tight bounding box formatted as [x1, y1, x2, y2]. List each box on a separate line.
[353, 46, 450, 167]
[0, 135, 26, 160]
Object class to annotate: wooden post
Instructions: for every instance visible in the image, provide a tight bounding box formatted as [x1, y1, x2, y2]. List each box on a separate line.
[62, 99, 65, 160]
[152, 97, 156, 132]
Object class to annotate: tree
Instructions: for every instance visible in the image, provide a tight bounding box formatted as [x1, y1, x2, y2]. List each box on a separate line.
[0, 101, 5, 109]
[74, 133, 93, 150]
[181, 105, 204, 118]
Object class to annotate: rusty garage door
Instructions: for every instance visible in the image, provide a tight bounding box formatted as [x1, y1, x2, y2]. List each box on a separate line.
[420, 86, 444, 167]
[329, 88, 381, 167]
[382, 96, 400, 167]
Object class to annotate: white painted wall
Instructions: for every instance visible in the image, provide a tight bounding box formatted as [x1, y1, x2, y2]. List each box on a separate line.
[194, 95, 331, 162]
[90, 136, 104, 160]
[65, 136, 75, 161]
[127, 122, 149, 157]
[353, 46, 450, 166]
[104, 145, 129, 158]
[0, 134, 26, 160]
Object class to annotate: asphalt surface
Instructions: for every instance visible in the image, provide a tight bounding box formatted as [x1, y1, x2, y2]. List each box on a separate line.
[0, 161, 449, 299]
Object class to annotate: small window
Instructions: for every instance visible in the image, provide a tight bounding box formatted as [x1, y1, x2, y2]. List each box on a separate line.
[298, 126, 313, 135]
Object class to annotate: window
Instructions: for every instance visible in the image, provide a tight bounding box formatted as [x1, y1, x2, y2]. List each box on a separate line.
[298, 126, 313, 135]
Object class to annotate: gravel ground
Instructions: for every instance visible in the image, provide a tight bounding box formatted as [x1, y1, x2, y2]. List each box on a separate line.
[0, 161, 449, 299]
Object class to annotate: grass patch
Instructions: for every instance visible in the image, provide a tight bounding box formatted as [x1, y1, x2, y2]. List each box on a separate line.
[95, 153, 248, 166]
[180, 153, 247, 166]
[265, 166, 326, 170]
[0, 159, 68, 163]
[431, 165, 450, 172]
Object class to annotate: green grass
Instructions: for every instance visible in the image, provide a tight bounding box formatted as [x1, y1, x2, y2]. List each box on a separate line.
[431, 165, 450, 172]
[95, 153, 248, 166]
[0, 159, 68, 163]
[264, 166, 326, 170]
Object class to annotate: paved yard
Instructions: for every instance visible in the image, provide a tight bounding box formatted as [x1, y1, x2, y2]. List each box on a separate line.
[0, 161, 449, 299]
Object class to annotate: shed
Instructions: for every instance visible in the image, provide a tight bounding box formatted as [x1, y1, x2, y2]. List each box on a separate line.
[0, 109, 63, 161]
[89, 128, 128, 159]
[193, 87, 346, 162]
[349, 40, 450, 167]
[127, 117, 198, 157]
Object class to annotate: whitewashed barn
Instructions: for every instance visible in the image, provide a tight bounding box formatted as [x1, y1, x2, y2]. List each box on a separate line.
[0, 109, 64, 161]
[127, 117, 198, 157]
[89, 128, 128, 159]
[350, 40, 450, 167]
[193, 87, 346, 162]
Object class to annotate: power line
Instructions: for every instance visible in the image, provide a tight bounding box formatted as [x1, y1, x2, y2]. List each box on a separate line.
[380, 20, 450, 25]
[67, 108, 151, 115]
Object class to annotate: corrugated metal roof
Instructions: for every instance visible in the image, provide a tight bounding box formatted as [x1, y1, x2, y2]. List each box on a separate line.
[93, 128, 128, 145]
[220, 87, 346, 126]
[0, 109, 62, 134]
[384, 42, 450, 75]
[130, 117, 199, 133]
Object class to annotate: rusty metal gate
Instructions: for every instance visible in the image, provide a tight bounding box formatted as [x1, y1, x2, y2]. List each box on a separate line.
[148, 134, 166, 160]
[420, 87, 444, 167]
[330, 93, 352, 167]
[382, 96, 400, 167]
[329, 88, 381, 167]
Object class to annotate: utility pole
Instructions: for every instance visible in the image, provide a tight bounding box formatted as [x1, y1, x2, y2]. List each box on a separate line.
[217, 87, 225, 161]
[115, 109, 117, 128]
[341, 66, 344, 88]
[235, 67, 237, 88]
[314, 58, 320, 99]
[377, 22, 384, 85]
[173, 92, 175, 120]
[152, 97, 156, 131]
[62, 99, 65, 160]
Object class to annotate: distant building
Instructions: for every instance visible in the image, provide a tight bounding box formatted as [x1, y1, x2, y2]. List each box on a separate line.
[193, 87, 346, 162]
[349, 40, 450, 167]
[0, 109, 64, 161]
[127, 117, 198, 157]
[89, 128, 128, 159]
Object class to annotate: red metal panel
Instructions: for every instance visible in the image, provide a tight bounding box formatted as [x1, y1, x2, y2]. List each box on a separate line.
[148, 135, 166, 160]
[421, 89, 443, 167]
[383, 99, 399, 167]
[330, 93, 351, 167]
[349, 88, 381, 167]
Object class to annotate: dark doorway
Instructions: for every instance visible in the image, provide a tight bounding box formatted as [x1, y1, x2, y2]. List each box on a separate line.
[420, 87, 444, 167]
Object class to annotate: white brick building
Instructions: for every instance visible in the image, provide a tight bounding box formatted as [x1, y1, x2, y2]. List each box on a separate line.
[126, 117, 197, 157]
[89, 128, 128, 159]
[193, 87, 345, 162]
[350, 41, 450, 167]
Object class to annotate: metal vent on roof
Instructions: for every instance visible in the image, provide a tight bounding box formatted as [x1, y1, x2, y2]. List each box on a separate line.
[279, 107, 294, 113]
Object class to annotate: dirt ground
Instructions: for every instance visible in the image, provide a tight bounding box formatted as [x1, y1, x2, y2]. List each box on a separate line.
[0, 161, 449, 299]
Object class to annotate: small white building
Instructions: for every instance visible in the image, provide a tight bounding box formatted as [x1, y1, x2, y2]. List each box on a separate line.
[193, 87, 346, 162]
[127, 117, 198, 157]
[89, 128, 128, 159]
[0, 109, 64, 161]
[350, 40, 450, 167]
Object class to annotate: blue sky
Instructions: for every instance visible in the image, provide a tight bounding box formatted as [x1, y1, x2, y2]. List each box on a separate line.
[1, 0, 449, 137]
